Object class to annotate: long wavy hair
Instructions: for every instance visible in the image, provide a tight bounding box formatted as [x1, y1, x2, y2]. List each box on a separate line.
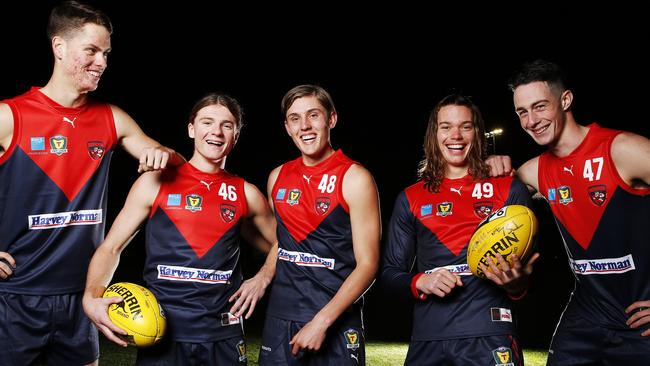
[418, 94, 489, 192]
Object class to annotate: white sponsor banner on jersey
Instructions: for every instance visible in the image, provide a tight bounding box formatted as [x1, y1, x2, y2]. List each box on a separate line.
[278, 248, 335, 270]
[157, 265, 232, 284]
[425, 263, 472, 276]
[28, 209, 102, 230]
[569, 254, 635, 275]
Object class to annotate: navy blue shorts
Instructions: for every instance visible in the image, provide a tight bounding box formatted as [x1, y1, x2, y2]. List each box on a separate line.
[548, 312, 650, 365]
[404, 334, 523, 366]
[259, 314, 365, 365]
[0, 292, 99, 366]
[136, 336, 247, 365]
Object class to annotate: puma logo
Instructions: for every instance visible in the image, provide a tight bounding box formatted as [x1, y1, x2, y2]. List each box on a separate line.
[303, 174, 312, 184]
[350, 354, 359, 363]
[563, 165, 574, 176]
[200, 180, 214, 191]
[62, 116, 76, 128]
[450, 186, 462, 196]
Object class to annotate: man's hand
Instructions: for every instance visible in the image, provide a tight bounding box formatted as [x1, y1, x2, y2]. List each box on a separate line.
[229, 270, 273, 319]
[626, 300, 650, 336]
[485, 155, 514, 177]
[138, 146, 176, 173]
[0, 252, 16, 279]
[416, 268, 463, 298]
[82, 294, 129, 347]
[480, 252, 539, 297]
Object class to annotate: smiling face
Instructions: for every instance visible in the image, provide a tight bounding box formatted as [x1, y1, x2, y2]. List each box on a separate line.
[188, 104, 239, 167]
[284, 95, 337, 165]
[513, 81, 571, 147]
[436, 104, 475, 175]
[55, 23, 111, 94]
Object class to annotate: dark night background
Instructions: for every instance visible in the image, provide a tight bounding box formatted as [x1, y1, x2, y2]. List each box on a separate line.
[2, 1, 649, 350]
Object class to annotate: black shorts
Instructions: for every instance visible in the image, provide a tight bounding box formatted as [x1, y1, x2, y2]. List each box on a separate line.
[259, 314, 365, 365]
[548, 311, 650, 366]
[405, 334, 522, 366]
[0, 292, 99, 366]
[136, 335, 247, 365]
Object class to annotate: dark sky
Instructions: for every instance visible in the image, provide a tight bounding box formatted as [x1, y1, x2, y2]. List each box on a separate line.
[2, 1, 649, 347]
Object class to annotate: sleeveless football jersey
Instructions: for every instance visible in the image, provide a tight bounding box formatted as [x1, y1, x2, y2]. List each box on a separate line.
[538, 123, 650, 330]
[0, 88, 116, 294]
[382, 175, 530, 340]
[144, 163, 248, 342]
[266, 150, 359, 322]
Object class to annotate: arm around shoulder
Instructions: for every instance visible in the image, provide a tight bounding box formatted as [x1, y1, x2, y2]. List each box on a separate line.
[517, 157, 540, 194]
[612, 132, 650, 187]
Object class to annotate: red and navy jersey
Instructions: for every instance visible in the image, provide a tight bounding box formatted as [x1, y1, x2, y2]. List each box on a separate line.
[538, 123, 650, 331]
[0, 88, 116, 294]
[381, 175, 530, 340]
[266, 150, 359, 322]
[144, 163, 248, 342]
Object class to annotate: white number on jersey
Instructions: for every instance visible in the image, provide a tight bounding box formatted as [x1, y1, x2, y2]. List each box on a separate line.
[318, 174, 337, 193]
[583, 157, 603, 182]
[218, 183, 238, 201]
[471, 182, 494, 199]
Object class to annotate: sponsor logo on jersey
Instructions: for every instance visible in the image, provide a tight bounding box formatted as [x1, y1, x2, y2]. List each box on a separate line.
[420, 204, 433, 217]
[547, 188, 557, 202]
[315, 196, 331, 215]
[436, 202, 453, 217]
[87, 141, 106, 160]
[49, 135, 68, 155]
[344, 329, 360, 349]
[474, 201, 493, 219]
[30, 137, 45, 151]
[557, 185, 573, 205]
[425, 264, 472, 276]
[157, 265, 232, 284]
[588, 184, 607, 206]
[167, 194, 181, 206]
[492, 346, 514, 365]
[287, 189, 301, 205]
[236, 339, 247, 362]
[220, 312, 241, 326]
[490, 307, 513, 322]
[62, 116, 77, 128]
[275, 188, 286, 201]
[220, 203, 236, 223]
[277, 248, 335, 270]
[28, 209, 102, 230]
[569, 254, 635, 275]
[185, 194, 203, 212]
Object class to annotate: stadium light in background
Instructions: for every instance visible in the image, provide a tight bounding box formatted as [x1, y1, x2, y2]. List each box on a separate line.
[485, 128, 503, 154]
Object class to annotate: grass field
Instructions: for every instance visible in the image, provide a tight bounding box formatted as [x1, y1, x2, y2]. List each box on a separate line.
[100, 337, 548, 365]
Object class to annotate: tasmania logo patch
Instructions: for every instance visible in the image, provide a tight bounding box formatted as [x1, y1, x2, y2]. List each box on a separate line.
[220, 204, 236, 223]
[185, 194, 203, 212]
[436, 202, 453, 217]
[236, 339, 247, 362]
[588, 184, 607, 206]
[87, 141, 106, 160]
[315, 197, 331, 215]
[558, 185, 573, 205]
[49, 135, 68, 155]
[492, 346, 514, 365]
[287, 189, 301, 206]
[344, 329, 360, 349]
[473, 201, 493, 219]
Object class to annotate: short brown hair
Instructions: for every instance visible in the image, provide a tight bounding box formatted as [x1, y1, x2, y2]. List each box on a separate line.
[47, 1, 113, 40]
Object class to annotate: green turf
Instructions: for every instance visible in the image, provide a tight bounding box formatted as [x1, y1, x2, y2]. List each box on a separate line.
[100, 337, 548, 365]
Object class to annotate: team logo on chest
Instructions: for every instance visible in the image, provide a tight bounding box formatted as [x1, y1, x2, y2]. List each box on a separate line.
[588, 184, 607, 206]
[436, 202, 453, 217]
[473, 201, 493, 219]
[49, 135, 68, 156]
[185, 194, 203, 212]
[287, 189, 301, 206]
[558, 185, 573, 205]
[315, 197, 331, 215]
[87, 141, 106, 160]
[220, 204, 236, 223]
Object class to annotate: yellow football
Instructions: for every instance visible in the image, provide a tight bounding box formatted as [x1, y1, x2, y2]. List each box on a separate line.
[467, 205, 537, 278]
[103, 282, 166, 347]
